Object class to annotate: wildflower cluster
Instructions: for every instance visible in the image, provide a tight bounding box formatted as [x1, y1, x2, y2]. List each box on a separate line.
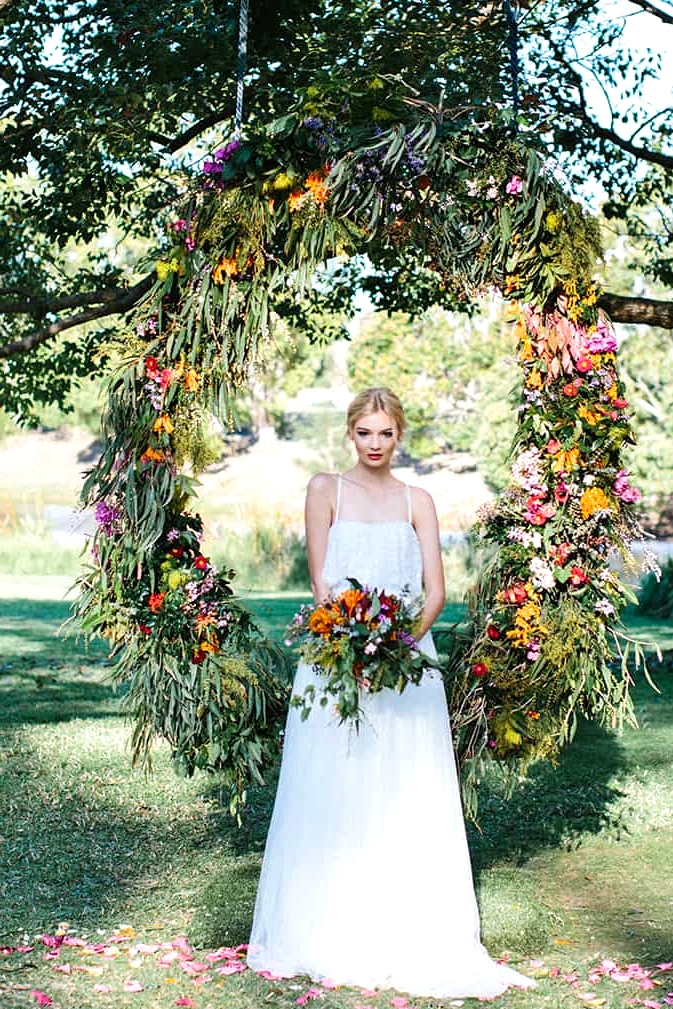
[448, 293, 649, 801]
[287, 579, 435, 730]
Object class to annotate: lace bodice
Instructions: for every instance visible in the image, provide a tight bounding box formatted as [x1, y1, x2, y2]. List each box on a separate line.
[321, 476, 423, 598]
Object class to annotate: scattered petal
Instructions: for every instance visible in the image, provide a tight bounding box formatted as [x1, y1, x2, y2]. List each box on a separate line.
[30, 992, 53, 1006]
[175, 1000, 197, 1007]
[123, 979, 144, 992]
[52, 963, 72, 974]
[656, 964, 673, 972]
[93, 984, 111, 993]
[321, 978, 339, 989]
[215, 963, 247, 975]
[391, 999, 409, 1008]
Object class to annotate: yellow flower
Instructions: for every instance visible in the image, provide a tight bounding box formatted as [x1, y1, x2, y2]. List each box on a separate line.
[271, 172, 294, 191]
[167, 570, 186, 591]
[551, 446, 580, 473]
[606, 382, 618, 401]
[184, 368, 199, 392]
[580, 486, 612, 520]
[155, 257, 181, 281]
[584, 287, 598, 306]
[526, 368, 542, 389]
[545, 210, 563, 233]
[153, 414, 175, 435]
[503, 724, 523, 747]
[578, 405, 601, 426]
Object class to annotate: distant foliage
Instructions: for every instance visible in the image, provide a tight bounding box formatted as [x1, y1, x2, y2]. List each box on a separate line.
[638, 558, 673, 620]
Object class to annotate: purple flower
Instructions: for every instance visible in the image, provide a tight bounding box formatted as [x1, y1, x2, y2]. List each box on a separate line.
[166, 528, 180, 542]
[586, 325, 617, 354]
[94, 500, 121, 536]
[214, 139, 240, 161]
[303, 116, 324, 130]
[398, 630, 418, 651]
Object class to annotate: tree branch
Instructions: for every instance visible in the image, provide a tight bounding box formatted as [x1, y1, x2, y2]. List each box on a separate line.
[550, 40, 673, 171]
[627, 0, 673, 25]
[0, 282, 149, 316]
[599, 292, 673, 329]
[0, 275, 154, 359]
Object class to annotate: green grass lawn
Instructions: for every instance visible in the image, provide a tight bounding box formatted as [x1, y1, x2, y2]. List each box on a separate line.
[1, 586, 672, 1009]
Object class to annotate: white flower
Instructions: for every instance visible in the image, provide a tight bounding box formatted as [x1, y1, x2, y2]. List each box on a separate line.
[486, 185, 499, 199]
[583, 474, 595, 486]
[594, 598, 615, 616]
[466, 179, 480, 196]
[530, 556, 555, 591]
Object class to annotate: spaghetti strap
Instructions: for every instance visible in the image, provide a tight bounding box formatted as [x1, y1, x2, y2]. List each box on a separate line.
[405, 484, 413, 524]
[335, 474, 343, 521]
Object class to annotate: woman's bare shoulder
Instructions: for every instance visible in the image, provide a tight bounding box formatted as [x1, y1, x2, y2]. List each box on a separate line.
[306, 472, 339, 504]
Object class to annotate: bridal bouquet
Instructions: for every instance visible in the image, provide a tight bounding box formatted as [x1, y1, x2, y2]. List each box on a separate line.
[286, 579, 434, 728]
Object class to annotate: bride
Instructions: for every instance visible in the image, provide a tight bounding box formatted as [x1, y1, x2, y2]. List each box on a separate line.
[247, 387, 535, 998]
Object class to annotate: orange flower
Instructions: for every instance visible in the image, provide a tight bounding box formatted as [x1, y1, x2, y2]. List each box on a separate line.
[195, 612, 217, 632]
[580, 486, 612, 520]
[184, 368, 199, 392]
[212, 257, 239, 283]
[288, 188, 306, 212]
[141, 447, 164, 464]
[305, 168, 329, 205]
[308, 606, 335, 636]
[340, 588, 365, 616]
[153, 414, 175, 435]
[199, 638, 219, 654]
[148, 592, 165, 613]
[526, 369, 542, 389]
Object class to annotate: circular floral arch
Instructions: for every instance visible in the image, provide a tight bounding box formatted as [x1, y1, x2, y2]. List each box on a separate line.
[75, 79, 647, 820]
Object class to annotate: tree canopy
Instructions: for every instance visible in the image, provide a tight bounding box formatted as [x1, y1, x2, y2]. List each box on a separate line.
[1, 0, 672, 420]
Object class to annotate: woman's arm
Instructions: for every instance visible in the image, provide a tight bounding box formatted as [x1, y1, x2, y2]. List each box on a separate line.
[305, 473, 336, 603]
[411, 487, 446, 640]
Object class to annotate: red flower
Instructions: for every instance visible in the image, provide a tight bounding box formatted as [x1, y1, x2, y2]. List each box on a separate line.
[576, 357, 593, 373]
[550, 541, 572, 565]
[192, 648, 207, 665]
[148, 592, 165, 613]
[193, 555, 209, 571]
[486, 624, 501, 640]
[502, 581, 528, 604]
[472, 661, 489, 678]
[563, 379, 583, 397]
[145, 356, 159, 378]
[569, 566, 589, 587]
[138, 623, 153, 636]
[613, 398, 628, 409]
[169, 546, 184, 558]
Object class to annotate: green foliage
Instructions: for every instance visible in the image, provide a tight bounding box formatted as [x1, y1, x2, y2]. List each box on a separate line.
[638, 558, 673, 620]
[347, 306, 517, 486]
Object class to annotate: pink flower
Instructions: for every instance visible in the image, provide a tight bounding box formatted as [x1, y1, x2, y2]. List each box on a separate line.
[576, 356, 593, 373]
[93, 984, 112, 993]
[506, 175, 523, 195]
[123, 979, 144, 992]
[391, 999, 409, 1008]
[30, 994, 53, 1007]
[175, 1000, 197, 1008]
[546, 439, 561, 455]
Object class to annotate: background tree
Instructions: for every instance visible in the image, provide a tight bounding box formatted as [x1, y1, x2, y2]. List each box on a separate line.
[1, 0, 672, 421]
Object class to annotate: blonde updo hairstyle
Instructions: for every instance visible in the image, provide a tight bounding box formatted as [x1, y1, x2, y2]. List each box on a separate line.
[346, 387, 407, 439]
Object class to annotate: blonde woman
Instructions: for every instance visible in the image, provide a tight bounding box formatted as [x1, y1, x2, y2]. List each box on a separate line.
[248, 388, 534, 999]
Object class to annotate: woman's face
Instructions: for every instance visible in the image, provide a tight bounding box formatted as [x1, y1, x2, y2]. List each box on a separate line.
[350, 410, 399, 469]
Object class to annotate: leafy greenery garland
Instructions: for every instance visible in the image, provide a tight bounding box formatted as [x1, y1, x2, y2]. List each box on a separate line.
[75, 78, 646, 819]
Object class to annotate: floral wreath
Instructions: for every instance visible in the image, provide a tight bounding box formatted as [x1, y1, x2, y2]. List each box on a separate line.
[74, 76, 648, 819]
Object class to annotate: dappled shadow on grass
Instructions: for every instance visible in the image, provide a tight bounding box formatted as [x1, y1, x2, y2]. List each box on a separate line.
[467, 719, 631, 874]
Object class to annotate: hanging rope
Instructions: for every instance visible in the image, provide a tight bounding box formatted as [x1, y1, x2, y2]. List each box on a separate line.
[234, 0, 250, 140]
[503, 0, 520, 125]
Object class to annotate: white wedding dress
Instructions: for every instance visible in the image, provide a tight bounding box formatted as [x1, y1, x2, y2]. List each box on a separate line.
[247, 477, 534, 998]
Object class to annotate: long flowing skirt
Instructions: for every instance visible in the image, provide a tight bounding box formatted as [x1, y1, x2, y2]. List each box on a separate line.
[247, 654, 534, 998]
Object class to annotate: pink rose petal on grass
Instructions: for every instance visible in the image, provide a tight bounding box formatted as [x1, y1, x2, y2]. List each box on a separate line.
[657, 963, 673, 971]
[215, 962, 247, 975]
[360, 990, 378, 998]
[93, 984, 111, 993]
[642, 1001, 662, 1009]
[123, 979, 144, 993]
[179, 960, 209, 975]
[175, 1000, 197, 1007]
[391, 999, 409, 1008]
[52, 963, 72, 974]
[30, 993, 53, 1006]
